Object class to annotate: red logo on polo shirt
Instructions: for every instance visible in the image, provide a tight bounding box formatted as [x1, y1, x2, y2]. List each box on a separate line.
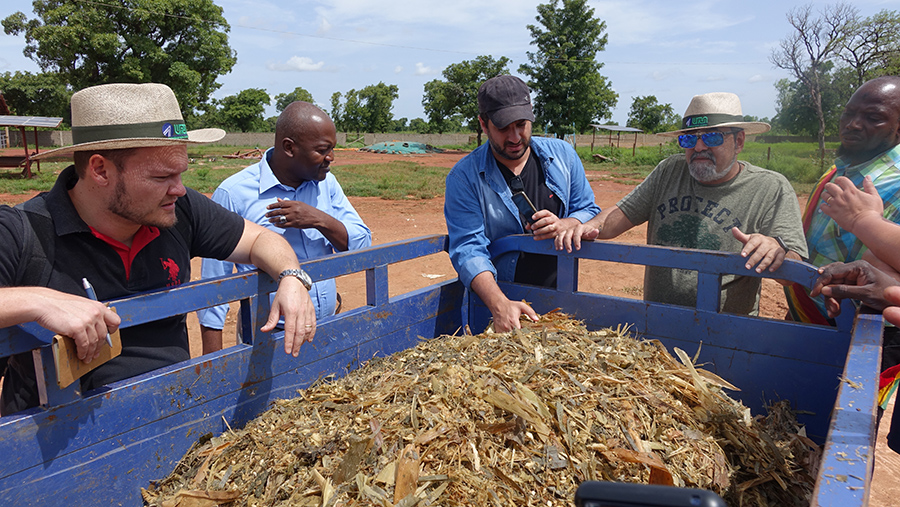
[161, 258, 181, 287]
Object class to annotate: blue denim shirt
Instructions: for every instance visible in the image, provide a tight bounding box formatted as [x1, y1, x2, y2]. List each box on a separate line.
[445, 136, 601, 288]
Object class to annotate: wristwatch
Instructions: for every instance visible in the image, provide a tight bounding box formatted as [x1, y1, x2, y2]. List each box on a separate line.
[775, 236, 789, 254]
[278, 268, 312, 290]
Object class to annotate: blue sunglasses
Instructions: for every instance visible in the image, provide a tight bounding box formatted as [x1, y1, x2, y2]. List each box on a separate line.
[677, 131, 734, 149]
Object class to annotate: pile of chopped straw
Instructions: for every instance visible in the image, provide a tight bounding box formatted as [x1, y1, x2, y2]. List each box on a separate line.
[143, 311, 820, 507]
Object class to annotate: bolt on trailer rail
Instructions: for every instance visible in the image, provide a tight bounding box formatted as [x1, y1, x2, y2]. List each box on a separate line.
[0, 234, 881, 506]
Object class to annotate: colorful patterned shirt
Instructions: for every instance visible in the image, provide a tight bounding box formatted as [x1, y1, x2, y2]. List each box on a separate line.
[799, 144, 900, 320]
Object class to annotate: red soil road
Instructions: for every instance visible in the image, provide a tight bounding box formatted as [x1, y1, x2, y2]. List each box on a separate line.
[0, 148, 896, 503]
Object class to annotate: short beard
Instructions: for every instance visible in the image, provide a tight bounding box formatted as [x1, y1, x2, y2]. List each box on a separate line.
[836, 142, 892, 166]
[109, 176, 178, 228]
[488, 134, 530, 161]
[689, 152, 736, 183]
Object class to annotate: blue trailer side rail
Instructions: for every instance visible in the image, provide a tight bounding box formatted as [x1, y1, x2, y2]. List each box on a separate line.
[0, 235, 881, 506]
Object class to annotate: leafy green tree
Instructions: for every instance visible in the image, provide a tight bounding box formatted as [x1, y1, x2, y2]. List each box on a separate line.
[422, 55, 510, 143]
[330, 92, 344, 130]
[332, 83, 399, 134]
[772, 63, 856, 136]
[0, 71, 71, 123]
[422, 80, 458, 134]
[2, 0, 237, 116]
[215, 88, 270, 132]
[839, 9, 900, 85]
[332, 90, 365, 135]
[358, 82, 398, 133]
[390, 117, 409, 132]
[519, 0, 617, 137]
[274, 86, 315, 113]
[409, 118, 428, 133]
[626, 96, 679, 134]
[770, 2, 856, 165]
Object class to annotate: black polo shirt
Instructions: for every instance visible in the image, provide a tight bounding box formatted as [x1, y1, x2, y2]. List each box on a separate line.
[0, 166, 244, 414]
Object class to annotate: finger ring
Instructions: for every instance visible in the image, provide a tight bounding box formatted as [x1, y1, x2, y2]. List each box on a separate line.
[279, 215, 287, 223]
[827, 196, 834, 204]
[305, 324, 312, 328]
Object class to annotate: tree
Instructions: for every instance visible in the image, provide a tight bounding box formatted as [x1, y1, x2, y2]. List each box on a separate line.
[770, 2, 856, 165]
[390, 117, 408, 132]
[2, 0, 237, 116]
[626, 96, 679, 134]
[409, 118, 428, 134]
[838, 9, 900, 85]
[519, 0, 617, 137]
[358, 82, 398, 133]
[422, 55, 510, 143]
[215, 88, 270, 132]
[422, 79, 459, 134]
[332, 83, 399, 134]
[0, 71, 70, 123]
[772, 62, 856, 136]
[274, 86, 315, 113]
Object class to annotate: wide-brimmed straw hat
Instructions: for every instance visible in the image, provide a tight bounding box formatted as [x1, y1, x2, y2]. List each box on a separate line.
[660, 92, 770, 136]
[33, 83, 225, 160]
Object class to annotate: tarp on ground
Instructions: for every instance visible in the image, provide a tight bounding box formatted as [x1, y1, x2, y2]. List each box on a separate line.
[360, 141, 443, 154]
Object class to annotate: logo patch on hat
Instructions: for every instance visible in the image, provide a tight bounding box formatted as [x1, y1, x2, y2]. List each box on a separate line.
[163, 122, 188, 139]
[684, 116, 709, 128]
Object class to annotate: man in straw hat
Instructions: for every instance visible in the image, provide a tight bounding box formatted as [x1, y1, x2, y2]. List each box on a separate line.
[559, 92, 807, 315]
[444, 75, 600, 332]
[0, 83, 316, 415]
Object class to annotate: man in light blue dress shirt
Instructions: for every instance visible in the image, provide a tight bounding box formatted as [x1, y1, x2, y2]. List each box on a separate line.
[198, 102, 371, 353]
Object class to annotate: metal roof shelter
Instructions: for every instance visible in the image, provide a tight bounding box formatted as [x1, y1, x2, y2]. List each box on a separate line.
[589, 124, 643, 155]
[0, 94, 63, 178]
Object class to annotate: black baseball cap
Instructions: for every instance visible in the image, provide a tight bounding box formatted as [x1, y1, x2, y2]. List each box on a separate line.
[477, 75, 535, 129]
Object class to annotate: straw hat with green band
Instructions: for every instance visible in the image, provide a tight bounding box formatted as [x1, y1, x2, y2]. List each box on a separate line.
[659, 92, 771, 137]
[33, 83, 225, 160]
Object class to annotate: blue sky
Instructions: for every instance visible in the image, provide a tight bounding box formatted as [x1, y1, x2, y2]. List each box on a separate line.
[1, 0, 897, 126]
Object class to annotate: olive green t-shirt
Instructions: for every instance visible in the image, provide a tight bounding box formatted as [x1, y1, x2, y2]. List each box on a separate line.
[617, 154, 807, 315]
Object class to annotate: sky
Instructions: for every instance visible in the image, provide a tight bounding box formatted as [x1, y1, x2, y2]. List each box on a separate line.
[1, 0, 897, 126]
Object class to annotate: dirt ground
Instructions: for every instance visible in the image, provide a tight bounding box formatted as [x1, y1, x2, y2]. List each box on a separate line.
[1, 148, 897, 503]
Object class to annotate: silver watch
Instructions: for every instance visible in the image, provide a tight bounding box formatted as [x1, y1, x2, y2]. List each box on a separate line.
[278, 268, 312, 290]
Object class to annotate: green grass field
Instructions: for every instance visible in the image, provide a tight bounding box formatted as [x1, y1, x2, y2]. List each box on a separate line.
[0, 140, 838, 198]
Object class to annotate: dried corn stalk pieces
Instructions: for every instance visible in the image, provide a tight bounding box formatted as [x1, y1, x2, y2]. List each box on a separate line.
[142, 312, 819, 507]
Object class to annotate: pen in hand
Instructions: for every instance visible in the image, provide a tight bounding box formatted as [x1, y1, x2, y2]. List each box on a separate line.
[82, 277, 113, 348]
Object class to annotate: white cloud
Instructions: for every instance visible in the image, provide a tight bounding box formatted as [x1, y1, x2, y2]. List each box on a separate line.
[317, 18, 332, 35]
[414, 62, 436, 75]
[268, 56, 326, 72]
[748, 74, 767, 83]
[395, 66, 404, 73]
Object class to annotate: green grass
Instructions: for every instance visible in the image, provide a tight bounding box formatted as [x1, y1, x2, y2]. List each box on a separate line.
[0, 141, 842, 199]
[578, 139, 839, 194]
[331, 161, 449, 199]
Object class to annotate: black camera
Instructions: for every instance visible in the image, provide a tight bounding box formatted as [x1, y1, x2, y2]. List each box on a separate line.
[574, 482, 727, 507]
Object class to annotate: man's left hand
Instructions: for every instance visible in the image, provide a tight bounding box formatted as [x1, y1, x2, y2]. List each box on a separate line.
[530, 212, 580, 242]
[261, 276, 316, 356]
[731, 228, 786, 273]
[266, 198, 319, 229]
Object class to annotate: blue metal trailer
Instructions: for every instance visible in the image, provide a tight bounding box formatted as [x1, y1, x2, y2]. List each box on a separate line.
[0, 235, 881, 505]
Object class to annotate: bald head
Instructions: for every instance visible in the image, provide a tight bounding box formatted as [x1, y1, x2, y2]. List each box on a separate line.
[276, 101, 334, 143]
[838, 75, 900, 166]
[271, 101, 338, 187]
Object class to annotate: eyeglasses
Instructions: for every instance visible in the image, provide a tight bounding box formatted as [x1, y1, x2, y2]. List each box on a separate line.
[677, 131, 734, 149]
[509, 175, 525, 193]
